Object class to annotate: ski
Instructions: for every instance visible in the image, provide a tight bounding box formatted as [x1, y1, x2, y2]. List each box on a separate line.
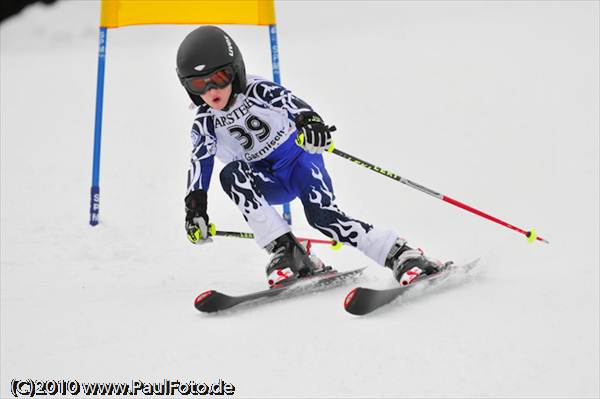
[343, 259, 480, 316]
[194, 267, 366, 313]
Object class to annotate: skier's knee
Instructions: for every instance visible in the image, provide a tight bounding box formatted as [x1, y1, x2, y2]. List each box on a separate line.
[219, 160, 263, 204]
[303, 201, 373, 247]
[219, 160, 247, 191]
[304, 208, 323, 230]
[302, 201, 318, 227]
[303, 202, 336, 232]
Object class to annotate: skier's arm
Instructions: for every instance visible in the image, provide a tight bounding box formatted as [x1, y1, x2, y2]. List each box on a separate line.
[251, 80, 313, 123]
[185, 118, 216, 244]
[253, 81, 333, 153]
[187, 120, 216, 194]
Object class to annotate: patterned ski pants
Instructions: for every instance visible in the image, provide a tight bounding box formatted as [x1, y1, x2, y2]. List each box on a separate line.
[219, 152, 398, 266]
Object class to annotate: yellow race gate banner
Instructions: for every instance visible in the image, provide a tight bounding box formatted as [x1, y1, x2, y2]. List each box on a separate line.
[100, 0, 275, 27]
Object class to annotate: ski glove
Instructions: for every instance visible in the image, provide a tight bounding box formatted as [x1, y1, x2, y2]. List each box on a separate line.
[295, 111, 334, 154]
[185, 190, 213, 245]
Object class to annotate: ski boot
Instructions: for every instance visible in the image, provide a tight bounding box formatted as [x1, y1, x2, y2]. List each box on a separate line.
[265, 232, 322, 288]
[385, 238, 443, 286]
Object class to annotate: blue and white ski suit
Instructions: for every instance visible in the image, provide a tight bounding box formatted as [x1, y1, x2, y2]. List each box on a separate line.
[186, 75, 398, 265]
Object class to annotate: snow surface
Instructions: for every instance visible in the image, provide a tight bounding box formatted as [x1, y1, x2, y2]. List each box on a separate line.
[1, 1, 598, 397]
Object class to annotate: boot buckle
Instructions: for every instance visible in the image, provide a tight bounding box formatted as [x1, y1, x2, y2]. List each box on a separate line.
[399, 266, 422, 286]
[267, 267, 294, 287]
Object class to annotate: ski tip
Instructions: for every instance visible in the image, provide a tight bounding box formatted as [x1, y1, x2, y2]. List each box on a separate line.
[194, 290, 214, 309]
[344, 287, 375, 316]
[344, 288, 359, 311]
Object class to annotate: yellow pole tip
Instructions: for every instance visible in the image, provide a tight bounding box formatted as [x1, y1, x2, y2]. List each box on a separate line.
[331, 241, 343, 250]
[527, 228, 537, 243]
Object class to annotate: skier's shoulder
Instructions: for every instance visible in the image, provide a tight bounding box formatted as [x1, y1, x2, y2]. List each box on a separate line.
[193, 103, 213, 121]
[245, 74, 280, 89]
[244, 75, 287, 101]
[191, 103, 215, 138]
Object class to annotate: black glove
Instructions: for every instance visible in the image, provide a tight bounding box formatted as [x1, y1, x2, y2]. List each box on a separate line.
[295, 111, 333, 154]
[185, 190, 212, 245]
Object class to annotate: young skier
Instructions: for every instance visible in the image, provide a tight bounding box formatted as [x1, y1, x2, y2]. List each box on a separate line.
[177, 26, 442, 287]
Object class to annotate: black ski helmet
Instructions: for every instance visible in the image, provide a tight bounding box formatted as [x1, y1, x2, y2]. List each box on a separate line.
[176, 26, 247, 106]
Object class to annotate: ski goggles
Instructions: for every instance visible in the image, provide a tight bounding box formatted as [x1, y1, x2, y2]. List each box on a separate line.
[182, 66, 235, 95]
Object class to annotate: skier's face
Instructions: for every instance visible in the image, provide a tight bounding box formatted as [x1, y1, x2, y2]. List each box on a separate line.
[200, 84, 232, 110]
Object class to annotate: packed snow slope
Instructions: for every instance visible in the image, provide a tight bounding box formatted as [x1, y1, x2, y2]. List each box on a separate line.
[1, 1, 598, 397]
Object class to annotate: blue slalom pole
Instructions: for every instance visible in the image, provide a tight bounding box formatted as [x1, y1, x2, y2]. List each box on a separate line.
[89, 27, 107, 226]
[269, 24, 292, 225]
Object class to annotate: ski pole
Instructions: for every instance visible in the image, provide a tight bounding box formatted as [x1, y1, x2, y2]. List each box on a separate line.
[325, 136, 548, 244]
[211, 227, 343, 250]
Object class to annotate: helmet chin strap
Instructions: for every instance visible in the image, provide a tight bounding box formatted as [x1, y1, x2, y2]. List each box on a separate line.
[221, 74, 243, 111]
[221, 92, 237, 112]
